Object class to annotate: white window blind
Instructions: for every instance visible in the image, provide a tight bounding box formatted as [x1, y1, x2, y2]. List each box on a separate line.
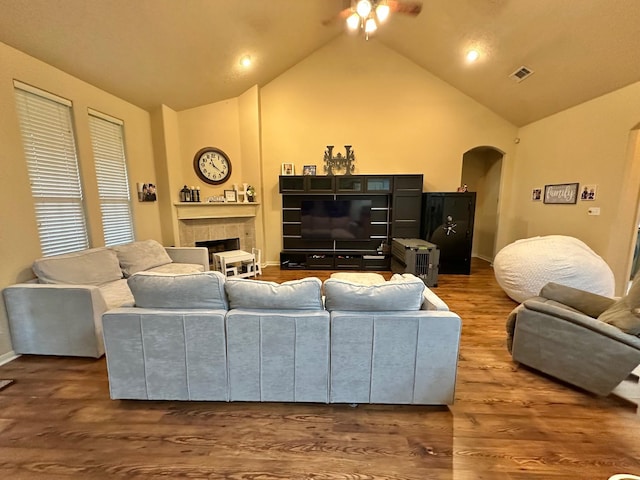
[14, 83, 89, 257]
[88, 110, 134, 246]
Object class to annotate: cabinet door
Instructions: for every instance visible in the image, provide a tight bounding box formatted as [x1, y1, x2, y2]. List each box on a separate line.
[391, 193, 422, 238]
[336, 176, 364, 192]
[393, 175, 423, 192]
[279, 176, 305, 192]
[421, 193, 476, 274]
[306, 176, 335, 192]
[365, 176, 393, 193]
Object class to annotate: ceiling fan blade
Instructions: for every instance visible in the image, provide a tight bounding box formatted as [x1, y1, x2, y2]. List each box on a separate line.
[388, 0, 423, 16]
[321, 7, 352, 26]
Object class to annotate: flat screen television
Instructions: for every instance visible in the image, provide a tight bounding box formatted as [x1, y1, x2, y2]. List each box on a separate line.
[301, 199, 372, 240]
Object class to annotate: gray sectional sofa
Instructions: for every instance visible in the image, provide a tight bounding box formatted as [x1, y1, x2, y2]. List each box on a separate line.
[102, 272, 462, 405]
[3, 240, 209, 357]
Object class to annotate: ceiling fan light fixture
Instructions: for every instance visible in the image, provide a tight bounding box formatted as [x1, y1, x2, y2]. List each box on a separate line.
[365, 17, 378, 34]
[376, 3, 390, 23]
[356, 0, 372, 18]
[346, 12, 360, 30]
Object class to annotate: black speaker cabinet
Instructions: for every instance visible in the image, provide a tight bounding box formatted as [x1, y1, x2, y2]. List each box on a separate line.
[421, 192, 476, 274]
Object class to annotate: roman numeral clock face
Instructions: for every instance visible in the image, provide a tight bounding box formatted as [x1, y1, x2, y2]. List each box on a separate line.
[193, 147, 232, 185]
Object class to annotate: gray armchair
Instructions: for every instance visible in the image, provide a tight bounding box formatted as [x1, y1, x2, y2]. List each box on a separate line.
[506, 282, 640, 396]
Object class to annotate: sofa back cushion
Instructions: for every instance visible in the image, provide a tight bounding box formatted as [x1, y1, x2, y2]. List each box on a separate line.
[324, 276, 425, 311]
[33, 247, 123, 285]
[225, 277, 323, 310]
[128, 271, 228, 310]
[112, 239, 173, 277]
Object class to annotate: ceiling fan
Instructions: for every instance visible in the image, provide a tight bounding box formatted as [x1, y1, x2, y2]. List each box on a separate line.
[323, 0, 423, 38]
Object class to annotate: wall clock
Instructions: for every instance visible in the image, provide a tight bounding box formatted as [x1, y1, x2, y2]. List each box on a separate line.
[193, 147, 232, 185]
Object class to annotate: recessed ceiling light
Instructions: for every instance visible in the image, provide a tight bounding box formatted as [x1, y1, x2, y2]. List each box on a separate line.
[240, 55, 252, 68]
[466, 50, 480, 63]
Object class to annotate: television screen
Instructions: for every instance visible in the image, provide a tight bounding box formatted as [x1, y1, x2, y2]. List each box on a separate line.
[301, 200, 371, 240]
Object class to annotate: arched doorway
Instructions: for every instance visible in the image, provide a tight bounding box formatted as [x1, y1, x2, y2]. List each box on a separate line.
[461, 146, 504, 263]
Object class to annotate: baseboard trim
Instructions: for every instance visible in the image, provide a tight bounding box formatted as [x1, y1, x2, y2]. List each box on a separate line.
[472, 254, 494, 265]
[0, 351, 18, 367]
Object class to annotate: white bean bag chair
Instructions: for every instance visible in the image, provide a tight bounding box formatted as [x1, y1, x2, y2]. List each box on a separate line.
[494, 235, 615, 303]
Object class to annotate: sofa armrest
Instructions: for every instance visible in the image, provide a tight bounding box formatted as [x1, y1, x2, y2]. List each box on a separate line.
[164, 247, 209, 271]
[421, 287, 449, 311]
[3, 283, 107, 357]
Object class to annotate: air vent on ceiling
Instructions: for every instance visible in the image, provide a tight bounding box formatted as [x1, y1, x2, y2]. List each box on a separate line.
[509, 65, 534, 83]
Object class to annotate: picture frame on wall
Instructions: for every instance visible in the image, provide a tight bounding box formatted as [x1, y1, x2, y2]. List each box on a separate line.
[137, 182, 157, 202]
[281, 163, 295, 175]
[532, 188, 542, 201]
[580, 184, 597, 201]
[543, 182, 579, 204]
[224, 189, 238, 203]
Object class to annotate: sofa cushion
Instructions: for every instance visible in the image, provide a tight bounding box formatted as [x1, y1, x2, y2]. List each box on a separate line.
[99, 279, 134, 309]
[324, 276, 425, 311]
[147, 263, 205, 275]
[598, 276, 640, 335]
[33, 247, 123, 286]
[112, 239, 173, 277]
[225, 277, 323, 310]
[128, 271, 228, 310]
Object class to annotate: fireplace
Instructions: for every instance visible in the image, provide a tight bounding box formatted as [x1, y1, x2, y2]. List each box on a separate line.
[195, 237, 240, 268]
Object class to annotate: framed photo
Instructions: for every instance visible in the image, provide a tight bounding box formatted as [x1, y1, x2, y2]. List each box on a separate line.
[580, 184, 597, 201]
[281, 163, 295, 175]
[137, 182, 157, 202]
[302, 165, 317, 176]
[224, 189, 238, 203]
[532, 188, 542, 201]
[543, 183, 579, 204]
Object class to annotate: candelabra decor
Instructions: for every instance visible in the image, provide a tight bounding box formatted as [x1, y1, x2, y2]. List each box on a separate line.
[323, 145, 356, 176]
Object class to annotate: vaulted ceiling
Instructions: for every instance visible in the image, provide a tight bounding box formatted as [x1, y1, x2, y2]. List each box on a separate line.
[1, 0, 639, 126]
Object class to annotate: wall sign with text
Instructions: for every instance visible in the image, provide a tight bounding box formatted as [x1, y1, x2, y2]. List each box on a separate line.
[543, 183, 579, 204]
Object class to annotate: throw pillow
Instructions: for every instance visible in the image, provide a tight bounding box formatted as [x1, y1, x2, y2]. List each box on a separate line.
[225, 277, 323, 310]
[112, 239, 173, 277]
[598, 276, 640, 335]
[324, 276, 425, 312]
[128, 271, 228, 310]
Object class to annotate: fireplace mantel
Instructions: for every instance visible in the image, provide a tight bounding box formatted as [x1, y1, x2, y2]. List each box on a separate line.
[174, 202, 259, 220]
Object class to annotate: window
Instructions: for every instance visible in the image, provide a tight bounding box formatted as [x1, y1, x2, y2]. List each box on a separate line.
[14, 81, 89, 257]
[88, 110, 134, 246]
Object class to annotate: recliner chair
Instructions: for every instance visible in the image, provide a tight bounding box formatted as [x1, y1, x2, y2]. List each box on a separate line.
[506, 281, 640, 397]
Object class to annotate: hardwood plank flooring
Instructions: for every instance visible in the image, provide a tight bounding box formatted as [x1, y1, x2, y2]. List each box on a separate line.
[1, 258, 639, 479]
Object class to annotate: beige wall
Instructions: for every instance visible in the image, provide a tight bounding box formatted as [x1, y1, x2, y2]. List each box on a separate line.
[502, 81, 640, 294]
[259, 35, 518, 264]
[176, 98, 243, 202]
[0, 42, 161, 357]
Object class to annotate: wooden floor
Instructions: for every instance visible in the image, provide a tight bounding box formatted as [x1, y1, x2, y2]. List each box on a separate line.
[1, 258, 639, 479]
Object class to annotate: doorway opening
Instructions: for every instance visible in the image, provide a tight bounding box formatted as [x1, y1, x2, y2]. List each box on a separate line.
[461, 146, 504, 263]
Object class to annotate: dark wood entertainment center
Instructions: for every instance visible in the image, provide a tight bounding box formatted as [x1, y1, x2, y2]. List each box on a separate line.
[279, 174, 423, 270]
